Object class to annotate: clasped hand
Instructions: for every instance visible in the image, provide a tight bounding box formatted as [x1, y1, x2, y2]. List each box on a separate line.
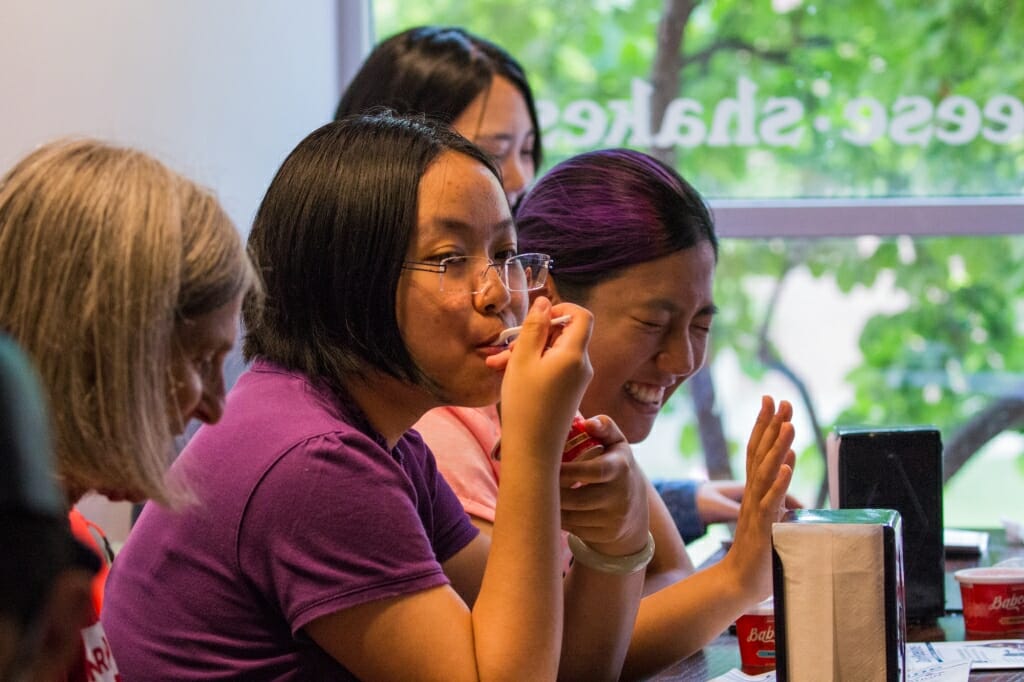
[558, 416, 650, 557]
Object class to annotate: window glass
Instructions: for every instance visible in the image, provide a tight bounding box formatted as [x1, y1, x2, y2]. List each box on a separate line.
[372, 1, 1024, 529]
[376, 0, 1023, 200]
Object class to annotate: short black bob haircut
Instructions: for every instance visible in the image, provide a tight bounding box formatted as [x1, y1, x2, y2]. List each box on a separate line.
[334, 25, 543, 174]
[243, 111, 501, 393]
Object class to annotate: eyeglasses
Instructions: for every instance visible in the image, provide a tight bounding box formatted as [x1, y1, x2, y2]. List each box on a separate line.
[402, 253, 553, 295]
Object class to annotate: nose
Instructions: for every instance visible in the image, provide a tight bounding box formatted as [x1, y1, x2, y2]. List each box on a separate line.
[474, 265, 512, 314]
[502, 157, 529, 207]
[657, 332, 699, 378]
[190, 374, 226, 425]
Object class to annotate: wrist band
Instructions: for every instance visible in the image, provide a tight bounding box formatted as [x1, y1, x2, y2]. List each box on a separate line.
[567, 531, 656, 575]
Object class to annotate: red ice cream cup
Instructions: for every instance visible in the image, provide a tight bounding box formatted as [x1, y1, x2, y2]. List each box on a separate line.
[735, 598, 776, 670]
[954, 567, 1024, 636]
[564, 416, 603, 462]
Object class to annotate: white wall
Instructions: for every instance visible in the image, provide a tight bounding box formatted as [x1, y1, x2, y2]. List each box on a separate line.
[1, 0, 370, 542]
[0, 0, 369, 234]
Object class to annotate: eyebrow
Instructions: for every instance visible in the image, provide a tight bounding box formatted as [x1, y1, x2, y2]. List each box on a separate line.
[640, 298, 719, 317]
[474, 130, 536, 143]
[424, 216, 516, 237]
[475, 133, 514, 142]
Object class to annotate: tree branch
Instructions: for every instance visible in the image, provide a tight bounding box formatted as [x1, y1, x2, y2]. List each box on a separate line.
[681, 35, 833, 73]
[650, 0, 697, 161]
[754, 255, 831, 507]
[943, 396, 1024, 483]
[690, 366, 734, 480]
[648, 0, 735, 480]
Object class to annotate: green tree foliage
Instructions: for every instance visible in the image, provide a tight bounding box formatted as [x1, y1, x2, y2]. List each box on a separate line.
[373, 0, 1024, 502]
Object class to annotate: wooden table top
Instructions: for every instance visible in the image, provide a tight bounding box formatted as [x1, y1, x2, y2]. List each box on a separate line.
[650, 528, 1024, 681]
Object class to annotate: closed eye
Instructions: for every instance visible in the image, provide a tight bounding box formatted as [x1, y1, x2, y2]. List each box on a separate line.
[634, 317, 666, 330]
[478, 143, 511, 165]
[693, 314, 715, 333]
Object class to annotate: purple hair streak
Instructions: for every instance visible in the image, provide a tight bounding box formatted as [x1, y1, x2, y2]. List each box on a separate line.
[516, 148, 717, 298]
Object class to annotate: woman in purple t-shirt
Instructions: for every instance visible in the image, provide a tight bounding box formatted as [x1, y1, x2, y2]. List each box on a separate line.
[104, 111, 754, 680]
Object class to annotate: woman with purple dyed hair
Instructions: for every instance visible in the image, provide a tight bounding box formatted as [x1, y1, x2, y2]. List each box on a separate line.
[417, 147, 799, 678]
[516, 147, 720, 450]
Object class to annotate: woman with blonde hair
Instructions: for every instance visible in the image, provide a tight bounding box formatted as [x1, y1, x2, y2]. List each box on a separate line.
[0, 138, 259, 680]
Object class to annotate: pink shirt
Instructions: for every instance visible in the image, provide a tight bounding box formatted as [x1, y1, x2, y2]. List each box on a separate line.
[413, 405, 503, 522]
[414, 405, 573, 571]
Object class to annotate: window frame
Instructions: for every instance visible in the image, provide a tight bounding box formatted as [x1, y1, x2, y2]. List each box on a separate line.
[711, 196, 1024, 238]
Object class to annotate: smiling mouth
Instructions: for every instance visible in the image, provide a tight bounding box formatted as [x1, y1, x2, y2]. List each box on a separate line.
[624, 381, 665, 406]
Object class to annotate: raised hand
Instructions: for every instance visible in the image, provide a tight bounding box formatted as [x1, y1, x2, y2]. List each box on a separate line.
[720, 395, 796, 602]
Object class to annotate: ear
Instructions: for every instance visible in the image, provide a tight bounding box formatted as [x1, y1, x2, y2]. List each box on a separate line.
[529, 277, 563, 305]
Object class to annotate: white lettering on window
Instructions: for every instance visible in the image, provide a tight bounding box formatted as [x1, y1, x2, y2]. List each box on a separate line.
[935, 95, 982, 145]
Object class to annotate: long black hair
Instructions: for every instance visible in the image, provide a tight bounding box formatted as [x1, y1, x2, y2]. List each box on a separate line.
[335, 26, 543, 172]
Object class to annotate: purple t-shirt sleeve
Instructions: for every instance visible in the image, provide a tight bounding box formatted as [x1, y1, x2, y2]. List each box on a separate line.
[238, 429, 478, 634]
[411, 429, 479, 564]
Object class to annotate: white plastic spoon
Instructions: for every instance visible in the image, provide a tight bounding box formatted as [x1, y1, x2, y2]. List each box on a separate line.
[495, 314, 572, 346]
